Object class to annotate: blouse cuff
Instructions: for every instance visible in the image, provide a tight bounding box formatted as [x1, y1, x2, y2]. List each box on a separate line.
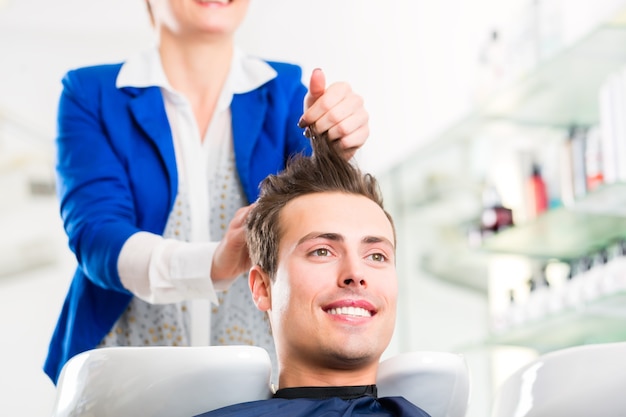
[119, 232, 226, 305]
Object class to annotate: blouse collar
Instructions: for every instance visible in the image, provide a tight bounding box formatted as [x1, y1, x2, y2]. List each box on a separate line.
[116, 46, 277, 100]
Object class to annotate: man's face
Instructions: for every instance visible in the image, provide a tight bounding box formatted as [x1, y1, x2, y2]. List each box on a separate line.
[251, 191, 397, 376]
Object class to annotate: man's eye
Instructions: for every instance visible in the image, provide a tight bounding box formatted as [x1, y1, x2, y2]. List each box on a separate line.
[370, 253, 387, 262]
[312, 248, 331, 257]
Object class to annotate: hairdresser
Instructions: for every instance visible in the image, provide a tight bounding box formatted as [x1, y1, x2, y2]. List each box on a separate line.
[44, 0, 369, 384]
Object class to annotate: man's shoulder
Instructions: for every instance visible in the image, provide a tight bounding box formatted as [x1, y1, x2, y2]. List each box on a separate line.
[378, 396, 433, 417]
[193, 398, 279, 417]
[195, 396, 432, 417]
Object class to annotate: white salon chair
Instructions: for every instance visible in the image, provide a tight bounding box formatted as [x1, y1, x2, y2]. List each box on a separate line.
[51, 346, 470, 417]
[491, 341, 626, 417]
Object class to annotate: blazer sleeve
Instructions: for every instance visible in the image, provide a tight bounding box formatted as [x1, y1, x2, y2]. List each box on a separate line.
[55, 67, 143, 294]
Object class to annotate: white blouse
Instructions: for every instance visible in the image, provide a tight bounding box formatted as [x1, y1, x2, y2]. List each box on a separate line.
[114, 47, 276, 305]
[100, 46, 280, 371]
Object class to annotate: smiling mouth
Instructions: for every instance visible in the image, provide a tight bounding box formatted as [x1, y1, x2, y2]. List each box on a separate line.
[326, 306, 373, 318]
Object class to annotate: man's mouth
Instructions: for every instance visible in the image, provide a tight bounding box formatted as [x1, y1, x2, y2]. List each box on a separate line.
[326, 306, 373, 318]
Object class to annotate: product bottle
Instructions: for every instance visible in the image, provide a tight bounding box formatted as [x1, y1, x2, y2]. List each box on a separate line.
[581, 248, 607, 302]
[585, 126, 604, 192]
[545, 260, 568, 314]
[571, 126, 589, 199]
[524, 265, 550, 321]
[505, 288, 525, 328]
[564, 256, 591, 308]
[560, 126, 588, 206]
[480, 184, 514, 237]
[527, 163, 548, 217]
[602, 240, 626, 294]
[475, 30, 506, 101]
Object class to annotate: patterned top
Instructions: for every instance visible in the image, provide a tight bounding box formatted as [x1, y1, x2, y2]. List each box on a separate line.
[98, 48, 279, 382]
[99, 130, 278, 381]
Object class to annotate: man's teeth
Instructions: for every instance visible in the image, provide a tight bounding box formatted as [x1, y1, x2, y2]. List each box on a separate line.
[327, 306, 372, 317]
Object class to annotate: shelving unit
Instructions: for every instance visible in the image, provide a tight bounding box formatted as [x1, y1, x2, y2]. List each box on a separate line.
[380, 4, 626, 351]
[481, 19, 626, 127]
[487, 291, 626, 352]
[388, 7, 626, 177]
[482, 182, 626, 260]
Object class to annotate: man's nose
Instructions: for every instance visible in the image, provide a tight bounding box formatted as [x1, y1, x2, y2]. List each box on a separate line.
[338, 254, 367, 288]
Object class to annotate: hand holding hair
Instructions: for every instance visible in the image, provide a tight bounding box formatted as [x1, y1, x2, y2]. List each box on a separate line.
[211, 204, 254, 282]
[299, 68, 369, 160]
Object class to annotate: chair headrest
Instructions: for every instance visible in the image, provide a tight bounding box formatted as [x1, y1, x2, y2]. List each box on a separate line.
[378, 351, 470, 417]
[52, 346, 470, 417]
[53, 346, 272, 417]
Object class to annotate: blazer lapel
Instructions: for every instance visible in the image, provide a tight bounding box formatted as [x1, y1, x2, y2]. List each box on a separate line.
[127, 87, 178, 199]
[124, 85, 269, 205]
[231, 86, 268, 203]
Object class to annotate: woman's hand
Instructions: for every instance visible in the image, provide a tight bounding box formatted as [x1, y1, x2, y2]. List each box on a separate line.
[299, 68, 369, 160]
[211, 204, 254, 281]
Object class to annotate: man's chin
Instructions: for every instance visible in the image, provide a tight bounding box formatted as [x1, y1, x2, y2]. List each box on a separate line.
[324, 347, 379, 370]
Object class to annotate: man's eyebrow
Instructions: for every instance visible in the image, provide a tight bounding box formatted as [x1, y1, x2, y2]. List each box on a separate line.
[297, 233, 394, 248]
[297, 232, 343, 246]
[363, 236, 395, 249]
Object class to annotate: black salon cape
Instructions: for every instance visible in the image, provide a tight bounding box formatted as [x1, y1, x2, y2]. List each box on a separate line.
[194, 385, 432, 417]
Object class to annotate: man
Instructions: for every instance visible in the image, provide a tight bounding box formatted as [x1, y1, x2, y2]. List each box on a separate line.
[196, 130, 431, 417]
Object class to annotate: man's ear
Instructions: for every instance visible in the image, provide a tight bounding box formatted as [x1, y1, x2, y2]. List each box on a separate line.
[249, 265, 271, 312]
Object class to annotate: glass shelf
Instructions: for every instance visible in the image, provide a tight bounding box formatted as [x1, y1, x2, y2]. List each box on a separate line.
[388, 7, 626, 183]
[406, 183, 626, 293]
[486, 291, 626, 353]
[482, 182, 626, 260]
[380, 6, 626, 294]
[420, 248, 491, 293]
[375, 3, 626, 363]
[375, 4, 626, 358]
[481, 21, 626, 128]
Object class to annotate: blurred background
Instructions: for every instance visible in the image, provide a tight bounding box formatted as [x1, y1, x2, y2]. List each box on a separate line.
[2, 0, 626, 416]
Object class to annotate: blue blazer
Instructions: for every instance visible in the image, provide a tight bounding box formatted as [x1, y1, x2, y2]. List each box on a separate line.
[44, 61, 312, 383]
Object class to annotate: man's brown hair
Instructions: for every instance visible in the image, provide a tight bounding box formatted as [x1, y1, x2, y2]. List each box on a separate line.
[246, 130, 395, 279]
